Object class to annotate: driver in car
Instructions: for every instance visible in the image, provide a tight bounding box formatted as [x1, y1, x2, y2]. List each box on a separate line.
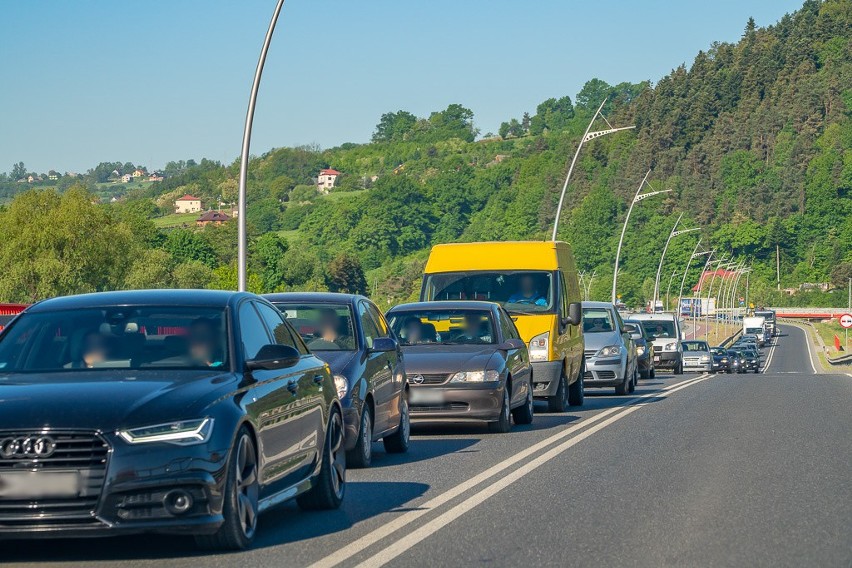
[507, 275, 547, 306]
[308, 308, 349, 349]
[188, 318, 224, 367]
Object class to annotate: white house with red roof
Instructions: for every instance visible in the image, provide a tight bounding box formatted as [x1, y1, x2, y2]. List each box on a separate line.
[174, 194, 202, 214]
[316, 168, 341, 193]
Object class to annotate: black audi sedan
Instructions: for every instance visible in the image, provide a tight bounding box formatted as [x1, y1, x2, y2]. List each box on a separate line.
[385, 301, 533, 433]
[0, 290, 345, 550]
[264, 293, 410, 468]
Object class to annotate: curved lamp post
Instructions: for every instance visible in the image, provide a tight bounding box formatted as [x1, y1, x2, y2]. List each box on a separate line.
[238, 0, 287, 291]
[611, 170, 672, 304]
[653, 214, 700, 309]
[665, 268, 679, 312]
[551, 98, 635, 241]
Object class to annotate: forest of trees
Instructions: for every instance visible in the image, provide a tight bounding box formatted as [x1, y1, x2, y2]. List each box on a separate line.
[1, 0, 850, 308]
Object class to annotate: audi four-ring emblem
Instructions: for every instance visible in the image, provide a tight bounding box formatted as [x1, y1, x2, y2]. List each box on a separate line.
[0, 436, 57, 459]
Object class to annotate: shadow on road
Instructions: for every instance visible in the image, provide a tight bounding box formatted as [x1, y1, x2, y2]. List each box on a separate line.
[367, 437, 480, 468]
[2, 480, 430, 563]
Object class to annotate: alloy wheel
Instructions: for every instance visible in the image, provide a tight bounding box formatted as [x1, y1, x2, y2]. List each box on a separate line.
[235, 434, 259, 539]
[328, 412, 345, 499]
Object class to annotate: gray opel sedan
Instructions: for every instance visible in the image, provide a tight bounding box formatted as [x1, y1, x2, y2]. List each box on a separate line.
[385, 301, 533, 433]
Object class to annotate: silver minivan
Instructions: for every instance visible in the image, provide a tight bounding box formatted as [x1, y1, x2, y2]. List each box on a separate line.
[581, 301, 637, 395]
[631, 313, 684, 375]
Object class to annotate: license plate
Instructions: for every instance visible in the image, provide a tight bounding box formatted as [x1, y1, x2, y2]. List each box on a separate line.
[0, 471, 81, 498]
[654, 356, 661, 362]
[409, 389, 445, 405]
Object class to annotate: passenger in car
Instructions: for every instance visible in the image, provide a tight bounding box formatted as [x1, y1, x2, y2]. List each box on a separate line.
[77, 331, 111, 368]
[188, 318, 223, 367]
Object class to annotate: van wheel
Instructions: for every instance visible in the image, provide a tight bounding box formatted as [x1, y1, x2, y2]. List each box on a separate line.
[547, 373, 568, 413]
[568, 364, 584, 407]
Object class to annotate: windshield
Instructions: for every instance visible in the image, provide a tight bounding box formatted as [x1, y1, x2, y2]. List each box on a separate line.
[583, 308, 615, 333]
[745, 327, 763, 334]
[682, 341, 710, 352]
[711, 348, 727, 356]
[0, 307, 229, 372]
[388, 309, 495, 345]
[638, 320, 676, 339]
[275, 303, 356, 351]
[423, 271, 554, 314]
[754, 311, 775, 321]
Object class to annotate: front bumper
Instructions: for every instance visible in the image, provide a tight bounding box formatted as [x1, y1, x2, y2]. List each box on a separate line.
[408, 382, 504, 423]
[683, 358, 713, 372]
[531, 361, 563, 398]
[583, 356, 626, 388]
[652, 350, 681, 369]
[0, 432, 229, 538]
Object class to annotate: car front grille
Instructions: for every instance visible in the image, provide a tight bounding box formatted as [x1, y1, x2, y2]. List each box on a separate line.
[584, 370, 617, 380]
[410, 402, 469, 412]
[653, 345, 662, 353]
[410, 373, 450, 385]
[0, 431, 109, 527]
[583, 350, 597, 359]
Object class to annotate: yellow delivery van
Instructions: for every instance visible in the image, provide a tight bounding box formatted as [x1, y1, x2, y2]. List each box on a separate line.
[420, 241, 585, 410]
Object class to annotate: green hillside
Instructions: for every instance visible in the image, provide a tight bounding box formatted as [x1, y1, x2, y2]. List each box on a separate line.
[1, 0, 850, 307]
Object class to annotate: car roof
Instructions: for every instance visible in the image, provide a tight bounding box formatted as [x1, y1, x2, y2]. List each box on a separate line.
[581, 301, 615, 309]
[263, 292, 366, 305]
[388, 301, 499, 313]
[28, 289, 249, 312]
[630, 313, 678, 321]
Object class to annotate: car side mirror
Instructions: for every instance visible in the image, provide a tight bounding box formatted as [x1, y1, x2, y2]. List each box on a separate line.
[370, 337, 398, 353]
[565, 302, 582, 327]
[498, 338, 526, 351]
[246, 344, 300, 371]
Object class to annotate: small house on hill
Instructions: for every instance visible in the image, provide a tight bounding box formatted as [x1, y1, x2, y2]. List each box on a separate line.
[317, 168, 341, 194]
[196, 210, 231, 227]
[175, 194, 202, 214]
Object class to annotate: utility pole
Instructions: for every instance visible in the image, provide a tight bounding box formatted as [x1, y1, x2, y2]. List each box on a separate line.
[776, 244, 781, 291]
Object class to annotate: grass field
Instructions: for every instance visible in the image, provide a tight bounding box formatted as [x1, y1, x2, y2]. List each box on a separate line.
[813, 319, 850, 357]
[152, 212, 199, 228]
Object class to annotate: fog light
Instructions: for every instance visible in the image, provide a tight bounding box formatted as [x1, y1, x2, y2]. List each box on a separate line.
[164, 489, 193, 515]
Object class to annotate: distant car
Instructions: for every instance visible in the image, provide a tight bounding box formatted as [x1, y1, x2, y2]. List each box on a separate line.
[740, 348, 761, 373]
[386, 301, 533, 433]
[727, 349, 746, 373]
[0, 290, 345, 550]
[624, 319, 655, 380]
[681, 340, 713, 372]
[582, 302, 638, 395]
[265, 293, 410, 468]
[710, 347, 732, 373]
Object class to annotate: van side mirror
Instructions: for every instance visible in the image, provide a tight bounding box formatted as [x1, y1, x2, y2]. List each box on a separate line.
[564, 302, 582, 327]
[246, 344, 300, 371]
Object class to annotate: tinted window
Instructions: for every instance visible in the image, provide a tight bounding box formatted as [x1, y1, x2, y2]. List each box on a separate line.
[0, 306, 228, 371]
[239, 302, 271, 360]
[274, 303, 356, 351]
[255, 303, 302, 352]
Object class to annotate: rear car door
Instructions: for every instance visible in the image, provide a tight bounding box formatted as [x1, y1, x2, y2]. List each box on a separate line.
[239, 301, 310, 490]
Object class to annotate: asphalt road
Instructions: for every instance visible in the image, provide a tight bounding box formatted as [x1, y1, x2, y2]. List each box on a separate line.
[6, 325, 851, 567]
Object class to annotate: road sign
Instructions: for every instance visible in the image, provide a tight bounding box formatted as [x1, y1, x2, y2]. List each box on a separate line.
[839, 313, 852, 329]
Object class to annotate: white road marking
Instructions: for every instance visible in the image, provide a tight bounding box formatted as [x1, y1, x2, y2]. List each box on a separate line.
[762, 336, 778, 374]
[357, 374, 716, 568]
[799, 325, 819, 374]
[309, 374, 712, 568]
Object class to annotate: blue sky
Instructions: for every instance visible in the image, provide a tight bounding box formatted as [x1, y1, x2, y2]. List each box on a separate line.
[1, 0, 804, 174]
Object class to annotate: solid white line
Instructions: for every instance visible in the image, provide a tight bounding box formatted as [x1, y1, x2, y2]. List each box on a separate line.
[799, 324, 819, 374]
[309, 374, 712, 568]
[762, 336, 778, 374]
[357, 375, 716, 568]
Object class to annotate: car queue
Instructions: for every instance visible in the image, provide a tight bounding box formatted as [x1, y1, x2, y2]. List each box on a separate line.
[0, 240, 763, 551]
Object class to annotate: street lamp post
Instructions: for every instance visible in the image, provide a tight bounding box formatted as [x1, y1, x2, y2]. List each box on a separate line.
[551, 98, 635, 241]
[676, 237, 703, 317]
[237, 0, 287, 291]
[704, 258, 729, 339]
[678, 245, 713, 339]
[611, 170, 672, 304]
[653, 214, 700, 310]
[665, 268, 679, 312]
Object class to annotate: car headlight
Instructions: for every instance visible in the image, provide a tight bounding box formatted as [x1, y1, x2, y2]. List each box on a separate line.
[333, 374, 348, 399]
[597, 345, 622, 357]
[529, 332, 549, 362]
[721, 358, 728, 363]
[118, 418, 213, 446]
[636, 345, 645, 356]
[700, 355, 711, 362]
[450, 370, 500, 383]
[664, 342, 677, 351]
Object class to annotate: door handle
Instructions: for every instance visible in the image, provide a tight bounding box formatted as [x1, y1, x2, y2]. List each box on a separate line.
[313, 374, 325, 385]
[287, 381, 298, 394]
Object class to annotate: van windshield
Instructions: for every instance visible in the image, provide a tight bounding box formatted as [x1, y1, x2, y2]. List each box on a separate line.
[639, 320, 676, 339]
[422, 271, 555, 314]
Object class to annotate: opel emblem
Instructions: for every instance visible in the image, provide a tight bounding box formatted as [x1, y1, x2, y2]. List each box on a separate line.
[410, 374, 425, 385]
[0, 436, 57, 459]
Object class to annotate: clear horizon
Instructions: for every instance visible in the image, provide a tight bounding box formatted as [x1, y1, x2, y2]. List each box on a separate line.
[1, 0, 803, 174]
